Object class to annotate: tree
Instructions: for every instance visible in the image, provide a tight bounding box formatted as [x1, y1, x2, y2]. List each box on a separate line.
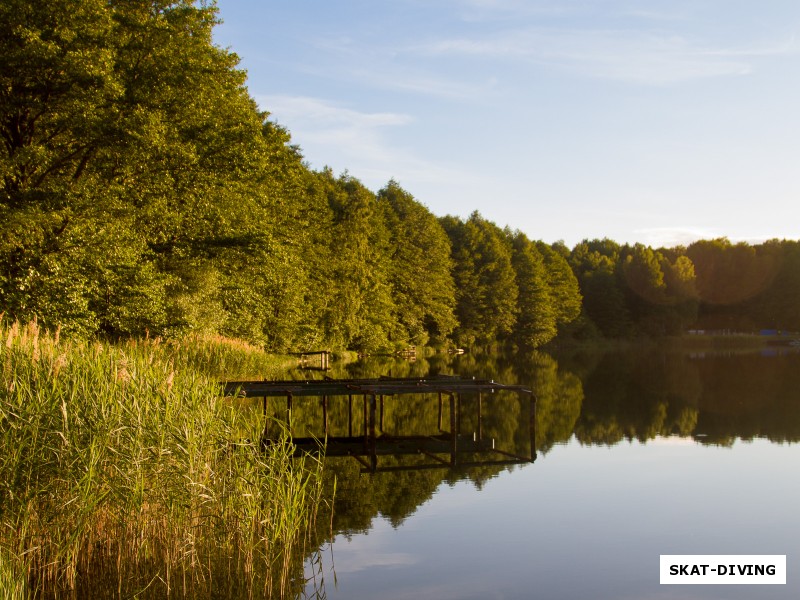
[316, 171, 397, 351]
[508, 231, 557, 348]
[440, 212, 518, 345]
[752, 240, 800, 331]
[686, 238, 780, 330]
[1, 0, 131, 333]
[536, 241, 581, 330]
[569, 240, 630, 337]
[686, 238, 777, 306]
[659, 252, 699, 334]
[620, 243, 670, 335]
[215, 122, 328, 350]
[0, 0, 279, 339]
[378, 180, 457, 346]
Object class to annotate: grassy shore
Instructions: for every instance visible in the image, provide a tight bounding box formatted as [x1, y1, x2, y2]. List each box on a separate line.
[0, 319, 324, 599]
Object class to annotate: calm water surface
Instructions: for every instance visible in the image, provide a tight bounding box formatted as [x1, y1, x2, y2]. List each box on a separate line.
[297, 346, 800, 599]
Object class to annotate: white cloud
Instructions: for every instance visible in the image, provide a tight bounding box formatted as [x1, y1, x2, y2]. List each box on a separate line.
[634, 227, 721, 248]
[420, 29, 795, 84]
[300, 36, 496, 100]
[326, 518, 419, 574]
[445, 0, 583, 20]
[261, 95, 413, 129]
[257, 94, 413, 172]
[633, 226, 794, 249]
[346, 66, 496, 100]
[621, 8, 690, 22]
[255, 94, 475, 191]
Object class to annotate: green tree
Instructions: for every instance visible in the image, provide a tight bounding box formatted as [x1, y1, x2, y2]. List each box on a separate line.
[686, 238, 777, 307]
[659, 252, 699, 334]
[686, 238, 780, 330]
[752, 240, 800, 331]
[536, 241, 582, 331]
[620, 243, 670, 335]
[440, 212, 518, 345]
[317, 171, 397, 351]
[0, 0, 283, 340]
[1, 0, 133, 333]
[378, 180, 457, 346]
[215, 122, 329, 350]
[509, 231, 556, 347]
[569, 240, 630, 337]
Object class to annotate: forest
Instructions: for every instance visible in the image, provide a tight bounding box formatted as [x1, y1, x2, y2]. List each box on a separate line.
[3, 0, 799, 352]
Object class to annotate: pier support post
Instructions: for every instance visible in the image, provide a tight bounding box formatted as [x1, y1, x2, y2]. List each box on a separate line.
[286, 392, 293, 433]
[369, 394, 378, 472]
[449, 393, 457, 467]
[363, 395, 368, 451]
[477, 392, 483, 441]
[348, 394, 353, 438]
[261, 396, 269, 446]
[322, 395, 328, 437]
[529, 392, 537, 462]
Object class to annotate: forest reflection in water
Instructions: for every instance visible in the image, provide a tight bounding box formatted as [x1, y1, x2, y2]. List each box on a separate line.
[289, 345, 800, 599]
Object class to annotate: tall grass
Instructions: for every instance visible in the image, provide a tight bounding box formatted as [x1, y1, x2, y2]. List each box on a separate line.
[123, 332, 299, 381]
[0, 319, 325, 599]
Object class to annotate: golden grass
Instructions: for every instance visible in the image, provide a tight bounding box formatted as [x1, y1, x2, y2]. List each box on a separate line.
[0, 318, 325, 599]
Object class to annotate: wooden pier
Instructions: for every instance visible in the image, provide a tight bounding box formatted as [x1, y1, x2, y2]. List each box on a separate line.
[290, 350, 331, 370]
[222, 375, 536, 473]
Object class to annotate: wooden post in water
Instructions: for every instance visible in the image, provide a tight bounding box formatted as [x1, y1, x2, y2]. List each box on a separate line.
[529, 392, 537, 462]
[262, 396, 269, 444]
[369, 394, 378, 472]
[449, 393, 457, 467]
[438, 392, 443, 431]
[477, 391, 483, 441]
[295, 350, 330, 370]
[348, 394, 353, 438]
[286, 392, 293, 433]
[362, 395, 368, 452]
[322, 395, 328, 437]
[456, 393, 461, 436]
[379, 395, 384, 432]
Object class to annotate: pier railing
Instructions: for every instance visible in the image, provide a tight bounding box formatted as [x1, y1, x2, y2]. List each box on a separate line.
[222, 375, 536, 473]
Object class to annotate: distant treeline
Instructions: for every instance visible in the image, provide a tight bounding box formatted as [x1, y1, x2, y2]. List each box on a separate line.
[2, 1, 799, 351]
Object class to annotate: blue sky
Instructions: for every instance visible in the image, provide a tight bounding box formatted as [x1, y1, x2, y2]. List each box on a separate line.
[213, 0, 800, 248]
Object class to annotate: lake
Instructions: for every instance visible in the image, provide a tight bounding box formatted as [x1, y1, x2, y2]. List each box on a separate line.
[293, 345, 800, 599]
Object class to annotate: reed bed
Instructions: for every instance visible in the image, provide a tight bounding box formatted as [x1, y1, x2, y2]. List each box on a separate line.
[0, 319, 325, 599]
[123, 332, 299, 381]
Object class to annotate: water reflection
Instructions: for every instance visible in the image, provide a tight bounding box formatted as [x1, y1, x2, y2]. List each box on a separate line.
[294, 346, 800, 599]
[280, 392, 536, 474]
[565, 347, 800, 446]
[288, 347, 800, 519]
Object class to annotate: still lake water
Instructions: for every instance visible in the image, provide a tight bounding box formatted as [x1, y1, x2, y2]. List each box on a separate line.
[295, 345, 800, 599]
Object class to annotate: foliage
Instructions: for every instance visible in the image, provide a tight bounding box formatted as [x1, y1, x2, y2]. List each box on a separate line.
[440, 212, 518, 345]
[508, 231, 557, 347]
[0, 318, 324, 598]
[2, 0, 800, 352]
[315, 171, 398, 351]
[535, 241, 582, 331]
[379, 180, 457, 346]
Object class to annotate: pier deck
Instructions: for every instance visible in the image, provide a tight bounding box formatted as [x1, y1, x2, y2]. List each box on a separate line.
[221, 375, 536, 473]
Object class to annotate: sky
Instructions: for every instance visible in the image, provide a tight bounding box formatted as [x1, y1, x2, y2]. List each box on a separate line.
[212, 0, 800, 248]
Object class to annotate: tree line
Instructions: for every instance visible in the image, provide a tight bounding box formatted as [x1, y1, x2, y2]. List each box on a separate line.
[567, 237, 800, 339]
[2, 1, 798, 351]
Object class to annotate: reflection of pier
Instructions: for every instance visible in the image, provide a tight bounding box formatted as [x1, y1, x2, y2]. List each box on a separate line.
[289, 350, 331, 370]
[223, 376, 537, 473]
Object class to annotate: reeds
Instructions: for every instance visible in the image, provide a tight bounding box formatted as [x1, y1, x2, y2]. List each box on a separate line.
[123, 332, 299, 381]
[0, 319, 325, 599]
